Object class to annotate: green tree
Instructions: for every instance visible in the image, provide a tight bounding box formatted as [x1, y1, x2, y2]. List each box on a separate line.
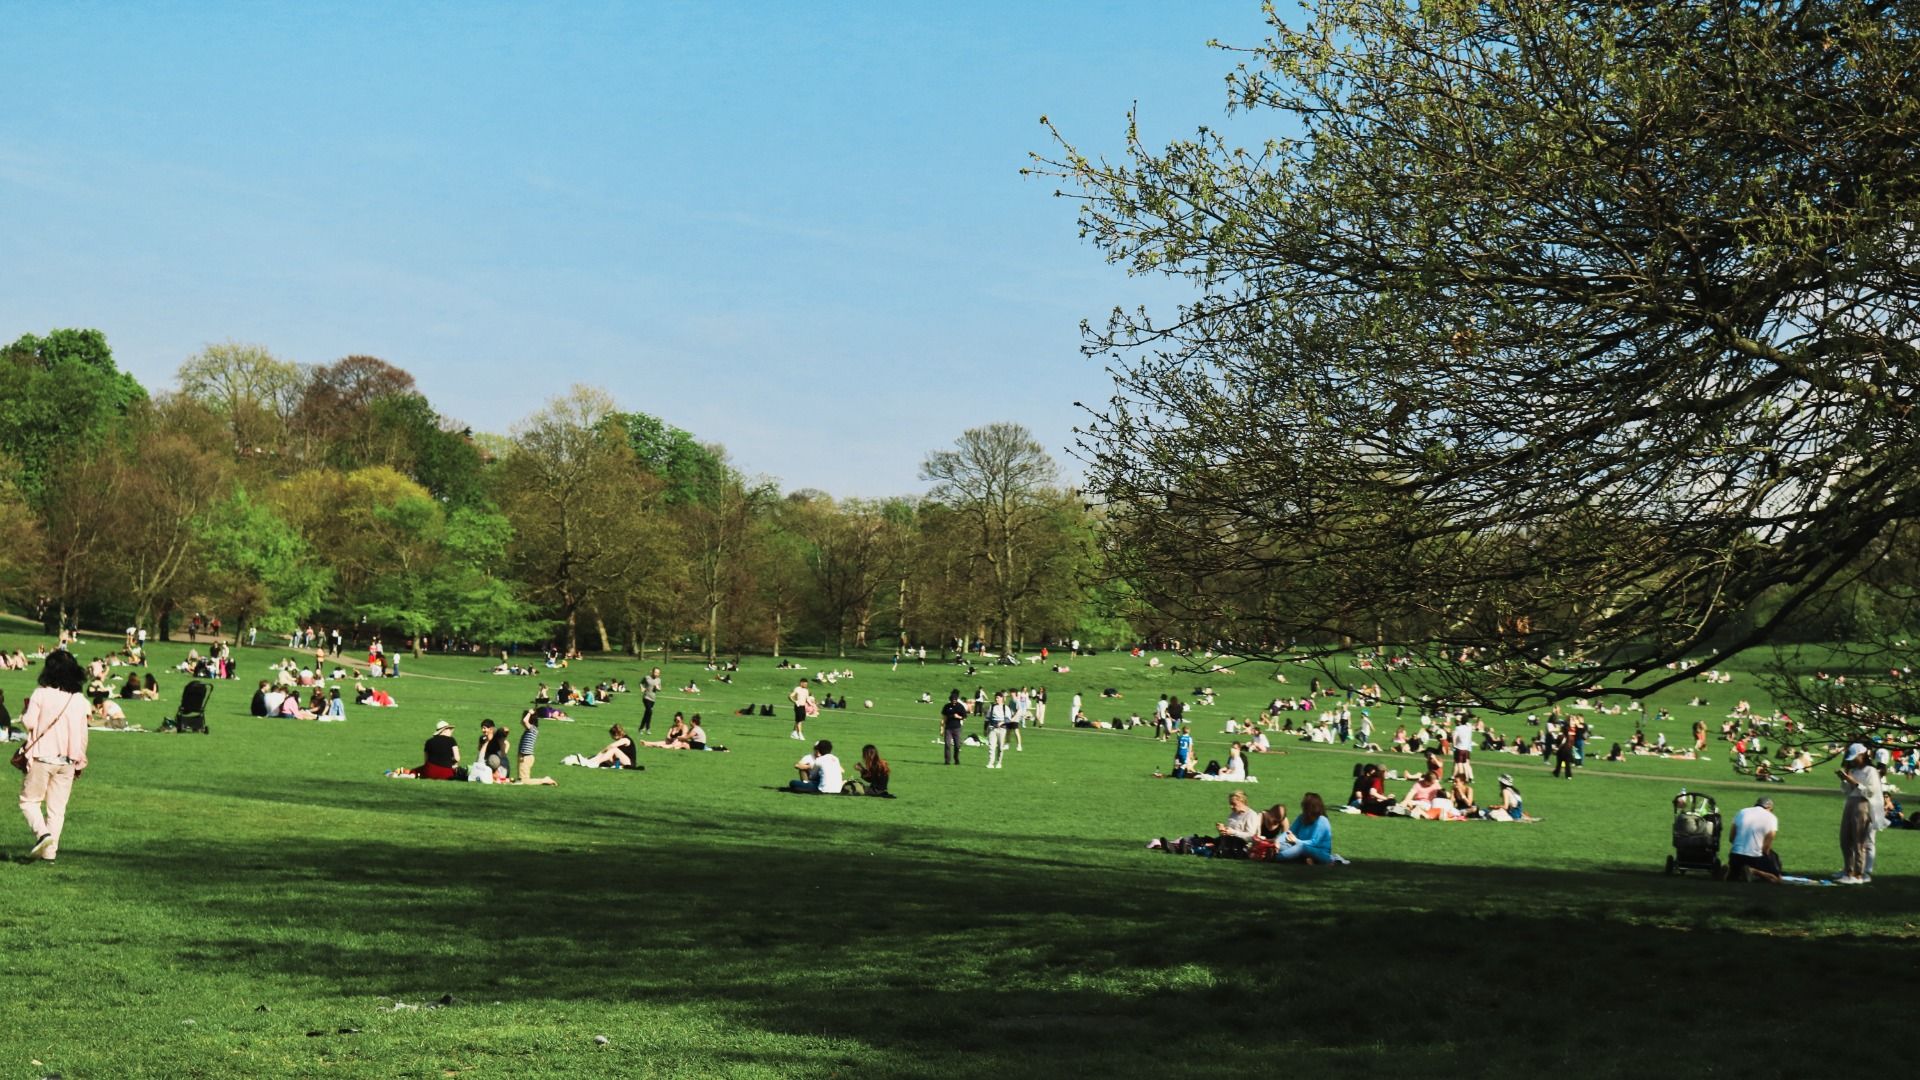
[176, 341, 307, 458]
[920, 423, 1063, 651]
[429, 505, 548, 647]
[611, 411, 728, 505]
[497, 387, 676, 655]
[0, 328, 146, 505]
[198, 488, 333, 638]
[1039, 0, 1920, 706]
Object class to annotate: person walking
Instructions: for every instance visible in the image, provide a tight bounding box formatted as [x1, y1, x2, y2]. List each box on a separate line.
[789, 678, 815, 741]
[1552, 719, 1577, 779]
[940, 690, 968, 765]
[640, 667, 662, 734]
[18, 650, 90, 862]
[985, 692, 1012, 769]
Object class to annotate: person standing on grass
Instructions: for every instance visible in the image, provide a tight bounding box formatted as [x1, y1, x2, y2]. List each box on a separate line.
[640, 667, 662, 734]
[940, 690, 968, 765]
[1033, 686, 1047, 727]
[516, 707, 541, 782]
[985, 692, 1012, 769]
[1837, 743, 1885, 884]
[1452, 716, 1476, 783]
[789, 677, 815, 741]
[1552, 719, 1577, 779]
[18, 650, 90, 862]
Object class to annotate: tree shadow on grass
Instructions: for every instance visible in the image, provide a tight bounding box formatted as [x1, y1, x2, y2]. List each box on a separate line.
[94, 814, 1919, 1079]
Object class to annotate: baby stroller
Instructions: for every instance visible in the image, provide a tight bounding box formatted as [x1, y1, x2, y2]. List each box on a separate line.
[167, 679, 214, 734]
[1665, 789, 1720, 875]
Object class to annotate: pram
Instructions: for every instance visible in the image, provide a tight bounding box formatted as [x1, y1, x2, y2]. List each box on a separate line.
[165, 679, 214, 734]
[1666, 789, 1720, 875]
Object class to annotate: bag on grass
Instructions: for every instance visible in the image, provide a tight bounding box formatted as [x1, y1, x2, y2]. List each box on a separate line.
[1248, 837, 1278, 862]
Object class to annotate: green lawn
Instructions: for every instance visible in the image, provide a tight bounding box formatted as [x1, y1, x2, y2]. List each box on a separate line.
[0, 634, 1912, 1077]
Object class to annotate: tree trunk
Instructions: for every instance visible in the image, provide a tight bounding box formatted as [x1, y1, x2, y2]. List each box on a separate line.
[595, 615, 611, 654]
[564, 602, 579, 656]
[707, 602, 720, 662]
[773, 610, 783, 658]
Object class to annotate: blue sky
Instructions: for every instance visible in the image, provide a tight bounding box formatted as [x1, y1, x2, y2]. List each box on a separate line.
[2, 1, 1278, 496]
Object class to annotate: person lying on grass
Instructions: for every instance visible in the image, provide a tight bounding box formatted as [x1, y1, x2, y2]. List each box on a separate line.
[354, 681, 397, 708]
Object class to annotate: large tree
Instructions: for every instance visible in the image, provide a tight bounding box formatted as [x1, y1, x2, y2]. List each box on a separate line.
[920, 423, 1064, 651]
[176, 341, 308, 458]
[1039, 0, 1920, 708]
[497, 387, 675, 655]
[0, 329, 146, 506]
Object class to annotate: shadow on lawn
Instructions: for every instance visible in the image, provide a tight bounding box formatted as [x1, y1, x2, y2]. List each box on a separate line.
[114, 820, 1918, 1078]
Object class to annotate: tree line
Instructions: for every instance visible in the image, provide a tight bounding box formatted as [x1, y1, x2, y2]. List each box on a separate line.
[0, 331, 1121, 657]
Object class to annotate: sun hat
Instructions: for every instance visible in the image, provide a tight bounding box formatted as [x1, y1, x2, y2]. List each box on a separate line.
[1847, 742, 1868, 760]
[434, 720, 453, 733]
[1498, 774, 1516, 788]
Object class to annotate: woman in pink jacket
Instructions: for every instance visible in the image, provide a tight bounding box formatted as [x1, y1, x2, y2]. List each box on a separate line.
[18, 650, 90, 861]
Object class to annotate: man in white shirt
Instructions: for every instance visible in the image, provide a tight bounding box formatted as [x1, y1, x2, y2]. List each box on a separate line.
[985, 692, 1012, 769]
[789, 740, 843, 794]
[1452, 718, 1477, 782]
[1727, 796, 1782, 883]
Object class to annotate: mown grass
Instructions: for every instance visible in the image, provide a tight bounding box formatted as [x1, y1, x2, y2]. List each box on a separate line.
[0, 635, 1911, 1077]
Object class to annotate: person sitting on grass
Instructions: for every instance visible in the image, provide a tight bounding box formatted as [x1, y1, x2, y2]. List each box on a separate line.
[1351, 764, 1395, 816]
[419, 720, 460, 780]
[788, 739, 843, 793]
[88, 691, 130, 730]
[1491, 774, 1538, 821]
[1399, 770, 1444, 814]
[1274, 792, 1333, 863]
[1150, 789, 1260, 857]
[682, 715, 727, 751]
[856, 744, 892, 796]
[119, 672, 142, 700]
[1449, 773, 1479, 816]
[1201, 742, 1250, 782]
[643, 713, 690, 749]
[567, 724, 639, 768]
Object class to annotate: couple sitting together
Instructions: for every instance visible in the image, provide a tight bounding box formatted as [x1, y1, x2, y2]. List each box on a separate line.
[785, 740, 893, 797]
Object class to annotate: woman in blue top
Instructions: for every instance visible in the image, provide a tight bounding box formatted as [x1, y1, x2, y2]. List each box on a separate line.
[1275, 791, 1333, 864]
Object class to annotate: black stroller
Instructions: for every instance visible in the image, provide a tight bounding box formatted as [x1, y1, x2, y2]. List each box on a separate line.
[1665, 789, 1721, 875]
[166, 680, 214, 734]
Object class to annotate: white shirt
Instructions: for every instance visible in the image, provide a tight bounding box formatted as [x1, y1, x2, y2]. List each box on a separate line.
[262, 689, 288, 714]
[807, 753, 843, 792]
[1453, 722, 1475, 750]
[1728, 805, 1778, 857]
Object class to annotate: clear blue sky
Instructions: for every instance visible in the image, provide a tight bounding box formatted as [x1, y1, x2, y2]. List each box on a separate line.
[2, 1, 1278, 497]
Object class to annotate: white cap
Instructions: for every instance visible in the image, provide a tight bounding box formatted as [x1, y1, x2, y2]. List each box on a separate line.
[1846, 742, 1868, 759]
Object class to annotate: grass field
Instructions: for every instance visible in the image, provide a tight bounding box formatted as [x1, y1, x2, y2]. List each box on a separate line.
[0, 634, 1913, 1078]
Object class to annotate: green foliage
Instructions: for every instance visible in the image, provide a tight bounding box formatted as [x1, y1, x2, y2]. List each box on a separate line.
[369, 392, 488, 508]
[0, 328, 146, 505]
[610, 410, 728, 505]
[197, 488, 333, 634]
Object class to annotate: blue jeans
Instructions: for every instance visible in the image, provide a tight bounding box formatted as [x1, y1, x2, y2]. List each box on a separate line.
[788, 778, 822, 793]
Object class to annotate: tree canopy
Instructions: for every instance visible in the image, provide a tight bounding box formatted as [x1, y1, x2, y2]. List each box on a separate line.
[1039, 0, 1920, 709]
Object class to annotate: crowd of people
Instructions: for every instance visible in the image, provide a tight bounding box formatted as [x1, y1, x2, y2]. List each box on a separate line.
[10, 630, 1918, 895]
